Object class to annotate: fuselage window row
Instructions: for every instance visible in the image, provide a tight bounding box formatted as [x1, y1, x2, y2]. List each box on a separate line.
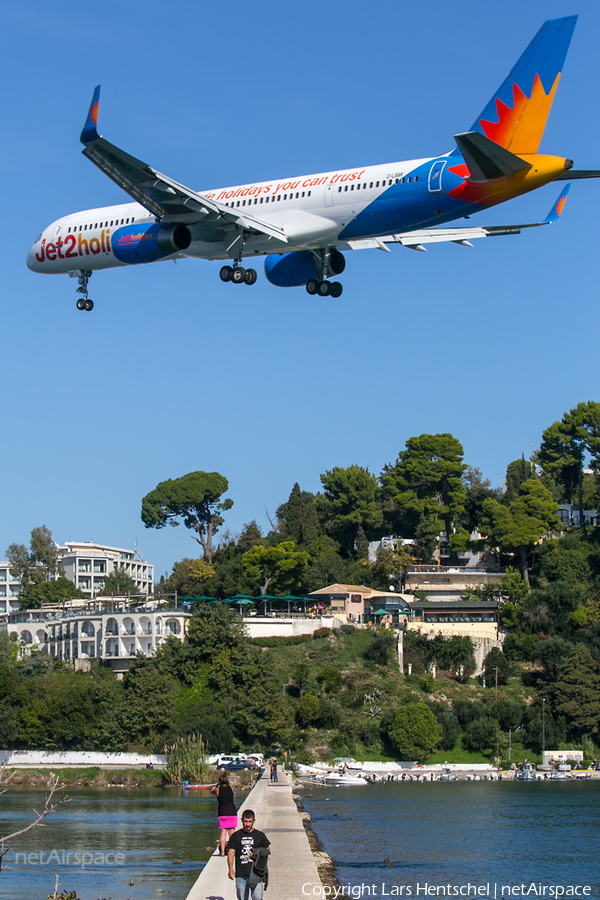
[67, 216, 135, 234]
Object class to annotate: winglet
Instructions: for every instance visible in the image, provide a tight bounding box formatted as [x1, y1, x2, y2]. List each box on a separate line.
[81, 85, 101, 144]
[544, 183, 570, 223]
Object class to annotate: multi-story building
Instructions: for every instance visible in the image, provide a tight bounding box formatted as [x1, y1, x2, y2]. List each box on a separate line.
[58, 541, 154, 597]
[2, 605, 190, 675]
[0, 562, 21, 615]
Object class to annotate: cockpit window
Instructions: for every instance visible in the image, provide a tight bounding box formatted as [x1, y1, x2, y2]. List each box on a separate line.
[35, 234, 42, 242]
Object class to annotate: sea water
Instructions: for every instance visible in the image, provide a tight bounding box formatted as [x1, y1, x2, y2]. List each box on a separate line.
[0, 785, 218, 900]
[298, 780, 600, 900]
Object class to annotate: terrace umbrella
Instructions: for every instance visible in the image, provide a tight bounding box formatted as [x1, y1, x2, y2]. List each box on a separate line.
[232, 598, 255, 615]
[373, 608, 388, 615]
[280, 593, 303, 614]
[256, 594, 278, 615]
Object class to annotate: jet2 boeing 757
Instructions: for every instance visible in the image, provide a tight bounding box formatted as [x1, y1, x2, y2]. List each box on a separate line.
[27, 16, 599, 311]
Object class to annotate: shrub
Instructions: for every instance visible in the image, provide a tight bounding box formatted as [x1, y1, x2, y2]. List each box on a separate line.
[317, 700, 341, 728]
[316, 666, 343, 693]
[364, 631, 396, 665]
[250, 634, 312, 647]
[297, 693, 320, 726]
[312, 627, 332, 640]
[463, 716, 497, 753]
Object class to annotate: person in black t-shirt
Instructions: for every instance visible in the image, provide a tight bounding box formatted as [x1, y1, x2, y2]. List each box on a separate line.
[227, 809, 270, 900]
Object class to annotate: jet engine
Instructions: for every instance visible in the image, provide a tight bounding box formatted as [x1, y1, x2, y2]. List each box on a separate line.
[112, 223, 192, 264]
[264, 248, 345, 287]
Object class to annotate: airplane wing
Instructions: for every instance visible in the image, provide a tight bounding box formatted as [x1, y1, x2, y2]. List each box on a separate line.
[339, 185, 571, 252]
[80, 86, 287, 245]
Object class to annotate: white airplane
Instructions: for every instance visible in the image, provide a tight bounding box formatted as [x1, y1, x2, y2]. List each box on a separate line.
[27, 16, 598, 311]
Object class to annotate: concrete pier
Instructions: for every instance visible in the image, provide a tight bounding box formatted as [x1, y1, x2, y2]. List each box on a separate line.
[186, 767, 322, 900]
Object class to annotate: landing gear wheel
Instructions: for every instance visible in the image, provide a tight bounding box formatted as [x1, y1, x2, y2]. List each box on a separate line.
[231, 267, 246, 284]
[244, 268, 257, 285]
[330, 282, 343, 298]
[306, 279, 319, 295]
[85, 299, 94, 311]
[76, 298, 87, 311]
[220, 265, 233, 282]
[318, 280, 331, 297]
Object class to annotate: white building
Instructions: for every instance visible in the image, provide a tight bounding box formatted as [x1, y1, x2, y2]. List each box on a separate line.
[2, 606, 190, 675]
[58, 541, 154, 597]
[0, 562, 21, 615]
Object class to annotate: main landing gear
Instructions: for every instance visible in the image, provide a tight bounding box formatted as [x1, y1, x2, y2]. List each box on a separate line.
[70, 270, 94, 311]
[220, 265, 257, 285]
[306, 279, 343, 298]
[306, 247, 345, 297]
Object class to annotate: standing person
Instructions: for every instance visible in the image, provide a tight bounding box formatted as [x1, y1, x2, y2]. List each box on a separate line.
[272, 760, 278, 783]
[228, 809, 270, 900]
[211, 772, 237, 856]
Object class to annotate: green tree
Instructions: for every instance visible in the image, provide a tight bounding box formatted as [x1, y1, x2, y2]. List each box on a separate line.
[141, 471, 233, 563]
[505, 456, 535, 504]
[539, 401, 600, 530]
[388, 703, 442, 761]
[463, 716, 497, 753]
[551, 644, 600, 738]
[237, 521, 263, 552]
[242, 540, 309, 594]
[98, 569, 142, 596]
[461, 467, 503, 532]
[482, 648, 510, 687]
[415, 514, 441, 564]
[20, 577, 86, 610]
[123, 659, 180, 750]
[297, 693, 320, 726]
[277, 484, 321, 546]
[316, 465, 384, 558]
[381, 434, 467, 545]
[186, 604, 246, 662]
[166, 558, 216, 597]
[480, 480, 561, 584]
[6, 525, 62, 592]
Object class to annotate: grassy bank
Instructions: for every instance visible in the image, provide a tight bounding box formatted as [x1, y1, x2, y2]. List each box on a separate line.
[3, 766, 258, 789]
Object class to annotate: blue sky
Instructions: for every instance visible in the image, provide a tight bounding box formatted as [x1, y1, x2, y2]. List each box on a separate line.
[3, 1, 599, 579]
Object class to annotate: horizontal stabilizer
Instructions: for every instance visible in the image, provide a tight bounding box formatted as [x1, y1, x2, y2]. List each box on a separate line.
[554, 170, 600, 181]
[340, 185, 570, 252]
[454, 131, 531, 182]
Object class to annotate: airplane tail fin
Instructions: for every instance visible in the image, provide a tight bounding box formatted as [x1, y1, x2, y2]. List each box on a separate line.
[463, 17, 577, 156]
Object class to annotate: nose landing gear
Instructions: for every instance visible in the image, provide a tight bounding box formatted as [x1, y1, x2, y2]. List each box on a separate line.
[70, 270, 94, 311]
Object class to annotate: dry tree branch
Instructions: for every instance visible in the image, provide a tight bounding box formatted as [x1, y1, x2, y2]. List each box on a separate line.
[0, 774, 71, 872]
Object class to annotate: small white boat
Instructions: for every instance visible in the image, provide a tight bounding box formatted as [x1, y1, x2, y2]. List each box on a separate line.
[324, 771, 368, 786]
[514, 762, 537, 781]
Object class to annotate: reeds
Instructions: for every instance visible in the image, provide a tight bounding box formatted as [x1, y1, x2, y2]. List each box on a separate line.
[164, 734, 209, 784]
